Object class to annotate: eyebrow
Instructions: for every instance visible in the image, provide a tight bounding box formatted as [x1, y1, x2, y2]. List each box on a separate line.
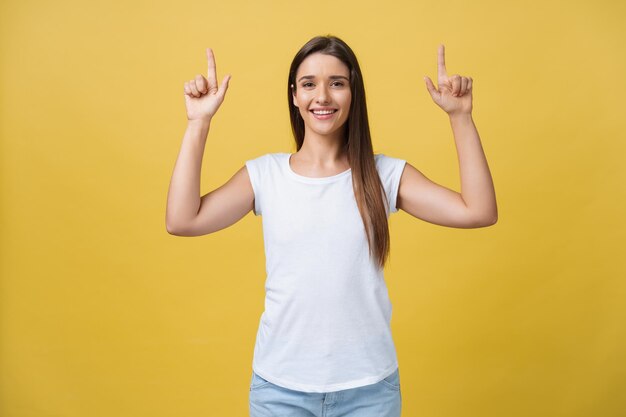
[297, 75, 350, 82]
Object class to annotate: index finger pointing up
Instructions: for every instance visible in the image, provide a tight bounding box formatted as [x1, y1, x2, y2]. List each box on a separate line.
[206, 47, 217, 91]
[438, 44, 447, 78]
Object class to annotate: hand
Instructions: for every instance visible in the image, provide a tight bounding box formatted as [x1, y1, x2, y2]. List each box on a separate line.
[184, 48, 231, 122]
[423, 44, 473, 116]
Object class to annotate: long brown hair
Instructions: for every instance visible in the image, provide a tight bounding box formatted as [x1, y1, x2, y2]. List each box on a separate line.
[287, 35, 393, 269]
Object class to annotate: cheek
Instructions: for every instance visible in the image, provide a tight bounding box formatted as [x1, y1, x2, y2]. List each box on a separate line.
[342, 99, 351, 116]
[341, 93, 351, 110]
[295, 93, 311, 108]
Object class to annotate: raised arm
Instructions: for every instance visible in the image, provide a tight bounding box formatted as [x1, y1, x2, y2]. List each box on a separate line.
[166, 48, 255, 236]
[397, 44, 497, 228]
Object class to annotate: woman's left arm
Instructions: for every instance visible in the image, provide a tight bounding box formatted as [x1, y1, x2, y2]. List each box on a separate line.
[396, 44, 497, 228]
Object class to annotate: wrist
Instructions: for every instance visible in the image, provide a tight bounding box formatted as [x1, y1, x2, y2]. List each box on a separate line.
[187, 117, 212, 128]
[448, 111, 473, 122]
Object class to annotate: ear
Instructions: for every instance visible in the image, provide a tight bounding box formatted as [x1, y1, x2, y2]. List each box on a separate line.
[291, 84, 298, 108]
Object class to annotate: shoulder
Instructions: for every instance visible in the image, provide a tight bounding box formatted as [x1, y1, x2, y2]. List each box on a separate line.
[374, 153, 407, 215]
[245, 152, 289, 184]
[245, 152, 283, 164]
[245, 152, 286, 168]
[374, 153, 407, 176]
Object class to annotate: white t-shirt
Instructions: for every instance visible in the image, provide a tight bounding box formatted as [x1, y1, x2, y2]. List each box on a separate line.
[245, 152, 407, 393]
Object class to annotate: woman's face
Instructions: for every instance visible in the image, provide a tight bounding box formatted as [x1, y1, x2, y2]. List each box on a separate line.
[292, 52, 351, 137]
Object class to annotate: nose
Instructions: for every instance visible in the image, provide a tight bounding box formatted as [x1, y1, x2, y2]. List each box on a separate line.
[316, 85, 331, 104]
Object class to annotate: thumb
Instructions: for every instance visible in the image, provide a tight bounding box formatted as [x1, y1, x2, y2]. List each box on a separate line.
[423, 76, 438, 98]
[220, 74, 231, 96]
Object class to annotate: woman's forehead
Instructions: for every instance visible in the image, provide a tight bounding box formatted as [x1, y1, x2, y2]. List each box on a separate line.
[296, 53, 349, 78]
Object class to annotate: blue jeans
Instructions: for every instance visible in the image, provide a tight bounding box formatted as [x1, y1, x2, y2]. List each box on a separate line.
[249, 368, 402, 417]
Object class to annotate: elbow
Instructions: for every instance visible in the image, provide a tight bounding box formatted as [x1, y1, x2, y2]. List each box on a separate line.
[477, 203, 498, 227]
[166, 210, 191, 235]
[478, 212, 498, 227]
[461, 199, 498, 228]
[166, 222, 180, 235]
[467, 211, 497, 228]
[166, 219, 201, 236]
[166, 216, 186, 236]
[166, 224, 191, 236]
[489, 207, 499, 225]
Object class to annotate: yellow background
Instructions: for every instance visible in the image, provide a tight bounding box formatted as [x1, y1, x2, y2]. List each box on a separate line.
[1, 0, 625, 416]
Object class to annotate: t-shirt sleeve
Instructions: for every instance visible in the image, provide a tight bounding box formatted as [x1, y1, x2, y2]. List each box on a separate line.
[375, 154, 407, 215]
[245, 155, 265, 216]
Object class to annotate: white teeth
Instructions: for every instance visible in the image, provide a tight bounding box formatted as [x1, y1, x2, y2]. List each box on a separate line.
[312, 110, 336, 115]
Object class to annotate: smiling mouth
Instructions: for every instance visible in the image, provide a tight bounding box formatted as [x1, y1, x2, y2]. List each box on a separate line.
[310, 110, 338, 120]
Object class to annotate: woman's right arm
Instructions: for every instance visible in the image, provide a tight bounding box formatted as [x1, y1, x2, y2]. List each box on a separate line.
[165, 48, 255, 236]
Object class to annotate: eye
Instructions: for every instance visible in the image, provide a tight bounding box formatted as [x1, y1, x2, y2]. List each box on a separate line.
[301, 81, 346, 88]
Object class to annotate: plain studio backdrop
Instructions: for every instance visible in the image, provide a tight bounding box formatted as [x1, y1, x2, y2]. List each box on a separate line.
[1, 0, 624, 416]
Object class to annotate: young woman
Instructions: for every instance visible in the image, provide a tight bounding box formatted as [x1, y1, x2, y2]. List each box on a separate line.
[166, 35, 497, 417]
